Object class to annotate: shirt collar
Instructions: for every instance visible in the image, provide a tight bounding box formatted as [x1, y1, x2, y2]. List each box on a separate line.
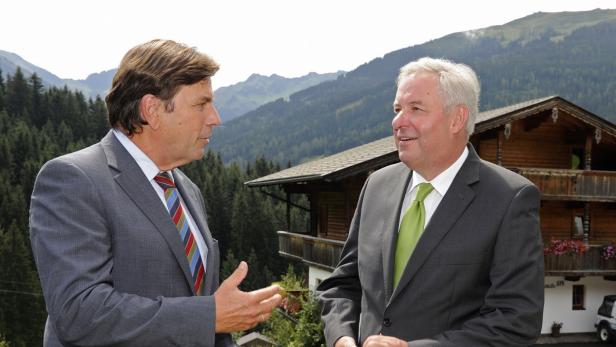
[409, 146, 469, 197]
[112, 129, 167, 182]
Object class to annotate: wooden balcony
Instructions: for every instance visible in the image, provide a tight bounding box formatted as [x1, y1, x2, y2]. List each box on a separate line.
[512, 168, 616, 202]
[544, 245, 616, 276]
[277, 231, 345, 270]
[277, 231, 616, 277]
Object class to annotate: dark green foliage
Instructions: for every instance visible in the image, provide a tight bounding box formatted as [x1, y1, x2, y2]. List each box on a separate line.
[0, 222, 46, 347]
[4, 68, 29, 120]
[0, 70, 5, 112]
[262, 266, 325, 347]
[0, 68, 110, 347]
[210, 14, 616, 166]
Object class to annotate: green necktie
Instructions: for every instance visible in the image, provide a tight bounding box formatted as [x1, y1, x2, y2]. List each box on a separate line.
[393, 182, 434, 288]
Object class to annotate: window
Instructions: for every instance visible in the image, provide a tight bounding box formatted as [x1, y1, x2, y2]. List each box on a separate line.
[571, 215, 584, 239]
[598, 299, 613, 317]
[571, 148, 584, 170]
[572, 285, 585, 310]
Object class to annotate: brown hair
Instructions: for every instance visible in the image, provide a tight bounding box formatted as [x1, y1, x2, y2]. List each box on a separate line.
[106, 39, 219, 135]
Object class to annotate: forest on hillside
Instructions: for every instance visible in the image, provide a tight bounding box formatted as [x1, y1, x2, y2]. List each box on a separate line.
[0, 68, 308, 346]
[210, 21, 616, 166]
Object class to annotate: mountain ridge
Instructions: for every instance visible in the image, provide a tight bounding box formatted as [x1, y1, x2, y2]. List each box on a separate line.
[0, 50, 112, 98]
[214, 70, 344, 122]
[0, 52, 344, 121]
[208, 9, 616, 166]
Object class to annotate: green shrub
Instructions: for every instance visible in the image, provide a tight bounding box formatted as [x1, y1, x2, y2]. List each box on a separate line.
[263, 265, 325, 347]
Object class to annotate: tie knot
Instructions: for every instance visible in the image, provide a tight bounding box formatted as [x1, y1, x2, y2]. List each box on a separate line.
[154, 172, 175, 190]
[414, 183, 434, 203]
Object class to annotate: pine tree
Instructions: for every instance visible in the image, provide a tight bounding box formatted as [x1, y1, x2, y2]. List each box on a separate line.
[0, 69, 109, 346]
[4, 68, 29, 119]
[88, 96, 110, 139]
[0, 69, 5, 111]
[0, 221, 45, 347]
[29, 73, 44, 127]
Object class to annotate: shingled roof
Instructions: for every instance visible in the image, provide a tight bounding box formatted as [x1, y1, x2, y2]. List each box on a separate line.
[246, 136, 398, 186]
[246, 96, 616, 187]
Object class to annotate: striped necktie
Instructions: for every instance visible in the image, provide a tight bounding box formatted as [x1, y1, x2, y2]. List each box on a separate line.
[154, 172, 205, 295]
[393, 182, 434, 288]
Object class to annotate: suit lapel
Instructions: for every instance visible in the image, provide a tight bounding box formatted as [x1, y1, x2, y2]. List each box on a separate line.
[381, 164, 412, 303]
[388, 145, 480, 304]
[101, 131, 196, 294]
[173, 171, 217, 295]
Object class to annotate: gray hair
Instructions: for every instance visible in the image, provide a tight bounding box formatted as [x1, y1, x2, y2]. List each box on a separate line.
[397, 57, 480, 135]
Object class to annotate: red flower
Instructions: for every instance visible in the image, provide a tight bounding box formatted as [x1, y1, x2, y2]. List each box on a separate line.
[544, 239, 587, 255]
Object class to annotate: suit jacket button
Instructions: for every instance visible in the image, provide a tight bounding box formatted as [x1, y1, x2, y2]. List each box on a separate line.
[383, 318, 391, 327]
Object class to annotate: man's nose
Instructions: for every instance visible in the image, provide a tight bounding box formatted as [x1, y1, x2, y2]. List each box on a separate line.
[392, 112, 406, 130]
[210, 106, 222, 126]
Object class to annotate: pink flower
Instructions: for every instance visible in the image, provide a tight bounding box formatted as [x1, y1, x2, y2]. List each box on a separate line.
[544, 239, 587, 255]
[602, 245, 615, 260]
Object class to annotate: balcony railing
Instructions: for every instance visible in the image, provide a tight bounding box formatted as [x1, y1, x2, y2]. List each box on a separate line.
[512, 168, 616, 201]
[544, 245, 616, 276]
[278, 231, 616, 276]
[277, 231, 345, 270]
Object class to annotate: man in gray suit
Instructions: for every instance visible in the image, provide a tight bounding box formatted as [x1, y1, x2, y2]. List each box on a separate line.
[317, 57, 544, 347]
[29, 39, 282, 347]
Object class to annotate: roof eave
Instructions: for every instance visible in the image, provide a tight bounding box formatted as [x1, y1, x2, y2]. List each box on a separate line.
[245, 174, 324, 187]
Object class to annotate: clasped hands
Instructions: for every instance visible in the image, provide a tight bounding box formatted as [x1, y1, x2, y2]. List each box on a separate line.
[214, 261, 282, 332]
[336, 335, 407, 347]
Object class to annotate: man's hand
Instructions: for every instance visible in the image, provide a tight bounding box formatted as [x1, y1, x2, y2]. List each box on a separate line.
[363, 335, 407, 347]
[335, 336, 359, 347]
[214, 261, 282, 332]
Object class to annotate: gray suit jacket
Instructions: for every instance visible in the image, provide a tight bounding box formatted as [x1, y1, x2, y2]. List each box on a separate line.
[317, 145, 544, 347]
[30, 131, 235, 347]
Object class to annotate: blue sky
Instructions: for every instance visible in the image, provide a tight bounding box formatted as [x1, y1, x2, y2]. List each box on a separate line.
[2, 0, 615, 88]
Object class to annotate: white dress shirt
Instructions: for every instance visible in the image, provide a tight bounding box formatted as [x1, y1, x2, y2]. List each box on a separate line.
[398, 147, 469, 231]
[113, 130, 208, 274]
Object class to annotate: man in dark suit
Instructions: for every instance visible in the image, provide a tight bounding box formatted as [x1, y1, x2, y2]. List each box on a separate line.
[29, 39, 281, 347]
[317, 57, 544, 347]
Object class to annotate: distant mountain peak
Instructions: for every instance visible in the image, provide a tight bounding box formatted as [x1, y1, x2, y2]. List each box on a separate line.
[466, 8, 616, 46]
[0, 49, 117, 99]
[214, 70, 344, 122]
[246, 73, 267, 81]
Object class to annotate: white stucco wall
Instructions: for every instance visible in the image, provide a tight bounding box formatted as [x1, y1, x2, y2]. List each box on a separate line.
[542, 276, 616, 334]
[307, 267, 616, 334]
[308, 266, 333, 290]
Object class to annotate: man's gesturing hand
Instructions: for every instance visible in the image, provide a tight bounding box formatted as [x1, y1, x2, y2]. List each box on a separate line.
[335, 336, 359, 347]
[214, 261, 282, 332]
[363, 335, 407, 347]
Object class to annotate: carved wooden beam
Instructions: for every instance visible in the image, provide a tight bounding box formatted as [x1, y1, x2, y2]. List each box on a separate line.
[504, 123, 512, 140]
[585, 133, 592, 170]
[497, 129, 503, 166]
[551, 107, 559, 123]
[583, 202, 590, 245]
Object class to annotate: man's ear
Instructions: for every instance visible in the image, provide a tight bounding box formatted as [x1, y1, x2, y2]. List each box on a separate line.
[450, 105, 469, 134]
[139, 94, 162, 130]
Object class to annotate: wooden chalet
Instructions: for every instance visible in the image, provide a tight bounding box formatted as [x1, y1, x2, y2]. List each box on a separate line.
[248, 95, 616, 277]
[248, 96, 616, 334]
